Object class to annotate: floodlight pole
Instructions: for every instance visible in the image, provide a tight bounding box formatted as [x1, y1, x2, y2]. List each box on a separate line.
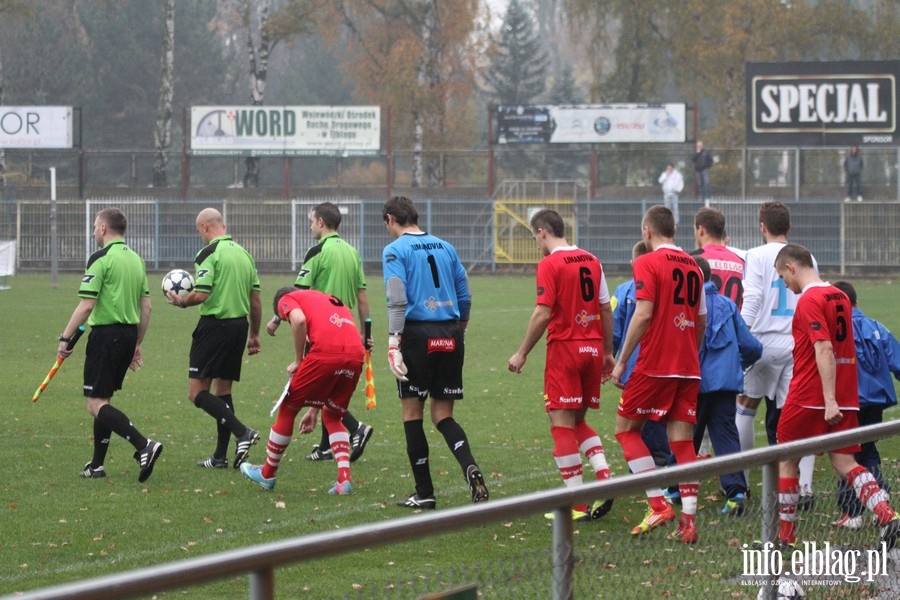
[50, 167, 58, 288]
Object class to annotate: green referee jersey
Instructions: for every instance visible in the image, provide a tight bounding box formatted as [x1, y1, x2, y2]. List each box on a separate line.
[294, 232, 366, 308]
[194, 234, 261, 319]
[78, 239, 150, 326]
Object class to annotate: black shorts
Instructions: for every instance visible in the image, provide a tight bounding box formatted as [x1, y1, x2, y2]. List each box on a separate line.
[83, 324, 138, 399]
[189, 316, 249, 381]
[397, 320, 464, 401]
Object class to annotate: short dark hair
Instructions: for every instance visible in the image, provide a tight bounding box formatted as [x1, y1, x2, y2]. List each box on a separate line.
[643, 205, 675, 238]
[833, 281, 857, 306]
[272, 286, 295, 317]
[632, 240, 650, 260]
[759, 202, 791, 236]
[382, 196, 419, 226]
[530, 209, 565, 238]
[312, 202, 342, 230]
[775, 243, 814, 269]
[694, 256, 711, 282]
[96, 207, 127, 235]
[694, 207, 726, 238]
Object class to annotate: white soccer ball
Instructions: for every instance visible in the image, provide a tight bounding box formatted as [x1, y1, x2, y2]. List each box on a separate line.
[757, 578, 805, 599]
[162, 269, 194, 298]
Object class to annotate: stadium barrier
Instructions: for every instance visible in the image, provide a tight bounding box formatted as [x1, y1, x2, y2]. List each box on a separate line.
[3, 196, 900, 275]
[8, 421, 900, 600]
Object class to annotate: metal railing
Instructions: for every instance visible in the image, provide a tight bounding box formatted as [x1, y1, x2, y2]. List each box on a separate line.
[8, 420, 900, 600]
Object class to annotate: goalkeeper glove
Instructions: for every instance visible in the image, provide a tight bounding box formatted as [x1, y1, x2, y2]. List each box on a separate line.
[387, 334, 408, 382]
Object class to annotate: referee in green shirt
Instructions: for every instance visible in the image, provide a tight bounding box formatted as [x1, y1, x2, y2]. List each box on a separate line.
[168, 207, 262, 470]
[267, 202, 375, 462]
[58, 207, 162, 483]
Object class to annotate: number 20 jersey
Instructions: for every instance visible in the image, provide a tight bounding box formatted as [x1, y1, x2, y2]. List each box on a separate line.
[632, 245, 706, 378]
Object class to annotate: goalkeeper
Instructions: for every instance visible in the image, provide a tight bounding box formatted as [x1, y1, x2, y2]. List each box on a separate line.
[381, 195, 488, 510]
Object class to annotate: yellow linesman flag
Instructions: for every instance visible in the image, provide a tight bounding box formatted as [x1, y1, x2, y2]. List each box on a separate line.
[364, 351, 377, 410]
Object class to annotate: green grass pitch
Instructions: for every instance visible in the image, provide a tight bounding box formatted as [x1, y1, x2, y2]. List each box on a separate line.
[2, 273, 898, 598]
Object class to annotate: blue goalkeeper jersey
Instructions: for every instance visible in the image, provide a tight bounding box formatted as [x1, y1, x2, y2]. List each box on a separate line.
[382, 232, 471, 322]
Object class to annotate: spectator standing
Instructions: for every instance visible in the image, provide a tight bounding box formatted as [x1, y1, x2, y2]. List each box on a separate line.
[830, 281, 900, 529]
[612, 205, 707, 544]
[61, 207, 162, 482]
[843, 145, 863, 202]
[508, 209, 616, 522]
[241, 288, 365, 494]
[266, 202, 375, 463]
[772, 244, 900, 551]
[658, 163, 684, 224]
[381, 196, 488, 509]
[692, 140, 713, 201]
[168, 208, 261, 471]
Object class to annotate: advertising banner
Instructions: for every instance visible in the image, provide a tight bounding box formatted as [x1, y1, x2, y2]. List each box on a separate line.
[0, 106, 72, 149]
[191, 106, 380, 156]
[746, 61, 899, 146]
[495, 104, 686, 144]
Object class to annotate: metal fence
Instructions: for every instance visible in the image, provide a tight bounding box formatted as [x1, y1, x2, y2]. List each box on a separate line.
[2, 146, 900, 202]
[2, 196, 899, 276]
[8, 421, 900, 600]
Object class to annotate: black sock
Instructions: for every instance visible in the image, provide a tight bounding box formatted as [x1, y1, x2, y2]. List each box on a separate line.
[91, 418, 112, 468]
[403, 419, 433, 498]
[436, 417, 476, 475]
[195, 390, 245, 437]
[96, 404, 147, 452]
[213, 394, 234, 459]
[318, 422, 330, 451]
[342, 411, 360, 434]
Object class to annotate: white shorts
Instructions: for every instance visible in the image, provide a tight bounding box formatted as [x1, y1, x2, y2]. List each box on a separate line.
[742, 339, 793, 408]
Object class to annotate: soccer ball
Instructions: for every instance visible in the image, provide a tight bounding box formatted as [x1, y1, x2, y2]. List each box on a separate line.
[162, 269, 194, 298]
[757, 578, 805, 599]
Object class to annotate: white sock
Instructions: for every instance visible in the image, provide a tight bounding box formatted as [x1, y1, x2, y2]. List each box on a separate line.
[799, 455, 815, 494]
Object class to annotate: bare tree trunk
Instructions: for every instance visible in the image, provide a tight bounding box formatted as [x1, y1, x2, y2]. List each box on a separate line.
[242, 0, 270, 188]
[414, 0, 444, 188]
[152, 0, 175, 188]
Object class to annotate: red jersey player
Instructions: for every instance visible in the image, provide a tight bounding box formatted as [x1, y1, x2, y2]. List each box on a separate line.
[691, 207, 744, 309]
[240, 288, 365, 495]
[611, 205, 707, 544]
[508, 209, 616, 522]
[773, 243, 900, 550]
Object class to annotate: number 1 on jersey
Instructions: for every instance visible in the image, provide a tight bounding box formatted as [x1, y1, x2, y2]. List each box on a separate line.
[770, 279, 794, 317]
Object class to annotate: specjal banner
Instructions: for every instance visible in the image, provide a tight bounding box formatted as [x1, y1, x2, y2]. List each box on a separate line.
[746, 61, 899, 146]
[495, 104, 686, 144]
[0, 106, 72, 149]
[191, 106, 380, 156]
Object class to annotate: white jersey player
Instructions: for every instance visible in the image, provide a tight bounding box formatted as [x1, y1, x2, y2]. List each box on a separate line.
[737, 202, 817, 506]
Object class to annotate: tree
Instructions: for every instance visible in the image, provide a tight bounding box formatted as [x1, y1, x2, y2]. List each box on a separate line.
[482, 0, 549, 105]
[152, 0, 175, 188]
[310, 0, 484, 188]
[0, 1, 33, 187]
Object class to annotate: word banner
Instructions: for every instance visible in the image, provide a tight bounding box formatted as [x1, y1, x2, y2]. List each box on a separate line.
[191, 106, 380, 156]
